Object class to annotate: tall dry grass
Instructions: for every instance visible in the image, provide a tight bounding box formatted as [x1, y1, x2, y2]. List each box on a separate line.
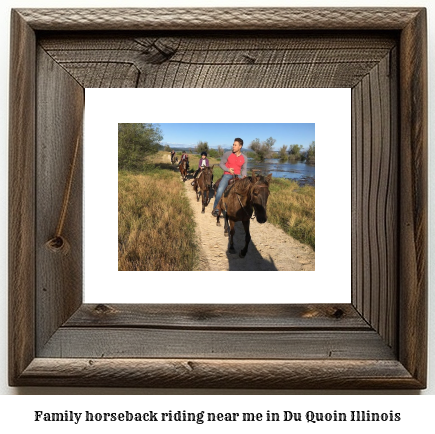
[267, 178, 315, 250]
[118, 167, 198, 270]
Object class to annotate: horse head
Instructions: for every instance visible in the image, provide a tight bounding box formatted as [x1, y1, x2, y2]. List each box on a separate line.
[250, 173, 272, 224]
[203, 165, 214, 189]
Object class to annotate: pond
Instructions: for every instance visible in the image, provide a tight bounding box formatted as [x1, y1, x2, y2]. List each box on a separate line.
[247, 158, 315, 186]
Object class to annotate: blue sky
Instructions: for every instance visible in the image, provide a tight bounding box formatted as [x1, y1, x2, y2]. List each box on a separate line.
[157, 123, 315, 150]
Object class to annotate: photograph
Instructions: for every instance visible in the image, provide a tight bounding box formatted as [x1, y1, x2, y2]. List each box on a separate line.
[118, 123, 316, 272]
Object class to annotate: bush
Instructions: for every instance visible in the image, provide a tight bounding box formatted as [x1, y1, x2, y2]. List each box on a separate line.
[118, 123, 163, 170]
[279, 145, 288, 161]
[194, 141, 209, 155]
[306, 142, 315, 164]
[248, 137, 275, 161]
[208, 148, 220, 159]
[288, 144, 304, 161]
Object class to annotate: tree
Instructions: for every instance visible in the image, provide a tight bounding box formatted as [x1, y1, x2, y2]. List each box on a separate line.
[279, 145, 288, 161]
[217, 145, 224, 156]
[264, 137, 276, 150]
[248, 137, 275, 162]
[195, 141, 209, 155]
[163, 144, 171, 152]
[208, 148, 220, 159]
[288, 144, 304, 161]
[118, 123, 163, 170]
[306, 141, 315, 164]
[249, 138, 261, 153]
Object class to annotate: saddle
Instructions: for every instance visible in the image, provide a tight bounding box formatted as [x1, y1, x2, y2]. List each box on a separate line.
[213, 175, 239, 191]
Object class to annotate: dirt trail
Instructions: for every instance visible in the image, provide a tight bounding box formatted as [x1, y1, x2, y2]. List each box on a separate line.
[183, 176, 315, 271]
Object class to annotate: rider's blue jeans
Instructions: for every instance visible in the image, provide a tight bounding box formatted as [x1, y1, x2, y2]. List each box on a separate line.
[212, 174, 233, 212]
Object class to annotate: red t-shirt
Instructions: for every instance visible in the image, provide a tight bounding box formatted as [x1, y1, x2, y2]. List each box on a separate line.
[223, 152, 246, 175]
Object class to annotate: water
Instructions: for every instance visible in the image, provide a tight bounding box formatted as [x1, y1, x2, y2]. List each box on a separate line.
[247, 158, 315, 186]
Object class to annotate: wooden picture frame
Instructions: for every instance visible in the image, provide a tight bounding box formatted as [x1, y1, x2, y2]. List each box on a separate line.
[9, 8, 427, 389]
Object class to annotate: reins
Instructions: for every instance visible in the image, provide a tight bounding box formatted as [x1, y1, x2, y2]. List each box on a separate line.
[198, 167, 213, 189]
[236, 193, 255, 219]
[235, 180, 269, 220]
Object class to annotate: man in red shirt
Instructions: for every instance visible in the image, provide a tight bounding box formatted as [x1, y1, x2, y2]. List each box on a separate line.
[211, 138, 247, 217]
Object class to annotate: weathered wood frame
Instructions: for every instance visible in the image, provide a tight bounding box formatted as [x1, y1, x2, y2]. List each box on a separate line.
[9, 8, 427, 388]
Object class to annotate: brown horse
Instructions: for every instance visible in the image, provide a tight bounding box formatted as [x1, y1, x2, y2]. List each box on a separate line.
[179, 159, 188, 182]
[193, 165, 214, 213]
[216, 173, 272, 258]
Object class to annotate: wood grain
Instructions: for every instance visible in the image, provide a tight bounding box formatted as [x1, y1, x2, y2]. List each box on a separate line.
[39, 33, 396, 89]
[35, 47, 84, 353]
[398, 8, 428, 386]
[38, 328, 395, 360]
[351, 51, 398, 351]
[8, 10, 36, 387]
[65, 304, 368, 329]
[16, 8, 422, 31]
[17, 358, 420, 389]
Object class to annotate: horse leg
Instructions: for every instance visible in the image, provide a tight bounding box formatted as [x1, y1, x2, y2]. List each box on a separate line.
[202, 189, 209, 213]
[201, 190, 206, 213]
[223, 210, 229, 237]
[228, 219, 236, 254]
[240, 220, 251, 258]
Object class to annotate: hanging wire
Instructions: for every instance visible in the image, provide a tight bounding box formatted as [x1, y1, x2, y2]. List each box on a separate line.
[45, 131, 81, 255]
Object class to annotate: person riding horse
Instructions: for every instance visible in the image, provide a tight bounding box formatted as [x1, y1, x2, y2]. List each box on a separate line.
[215, 173, 272, 257]
[178, 151, 190, 170]
[170, 149, 176, 164]
[211, 138, 247, 217]
[191, 151, 210, 188]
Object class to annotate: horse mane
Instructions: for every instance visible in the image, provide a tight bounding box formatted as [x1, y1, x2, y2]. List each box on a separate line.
[230, 175, 269, 197]
[230, 177, 251, 196]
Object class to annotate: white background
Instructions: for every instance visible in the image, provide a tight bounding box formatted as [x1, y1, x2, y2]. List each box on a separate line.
[0, 0, 434, 418]
[85, 88, 351, 304]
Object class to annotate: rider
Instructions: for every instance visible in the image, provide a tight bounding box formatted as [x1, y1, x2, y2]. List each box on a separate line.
[191, 151, 209, 186]
[179, 150, 190, 170]
[170, 149, 176, 162]
[211, 138, 247, 217]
